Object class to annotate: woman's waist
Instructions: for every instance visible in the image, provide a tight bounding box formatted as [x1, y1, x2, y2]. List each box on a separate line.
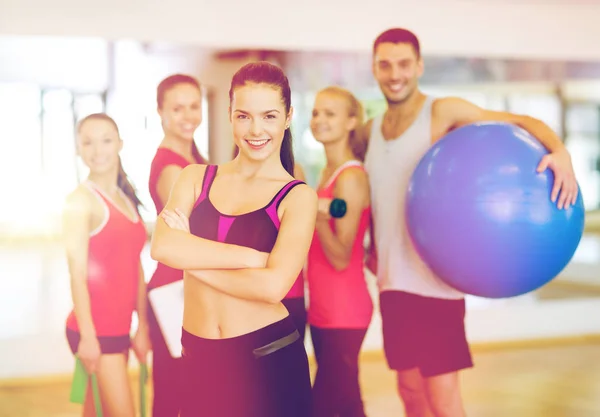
[183, 303, 289, 338]
[308, 287, 373, 314]
[85, 281, 138, 304]
[306, 263, 369, 286]
[181, 310, 298, 359]
[182, 284, 291, 340]
[66, 308, 135, 332]
[308, 246, 367, 272]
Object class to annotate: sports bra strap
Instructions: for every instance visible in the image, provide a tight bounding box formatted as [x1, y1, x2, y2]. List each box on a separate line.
[194, 165, 218, 208]
[322, 160, 364, 191]
[272, 180, 304, 210]
[264, 180, 304, 228]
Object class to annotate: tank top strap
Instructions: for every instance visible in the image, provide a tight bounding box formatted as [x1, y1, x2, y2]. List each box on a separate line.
[369, 115, 384, 143]
[82, 180, 102, 198]
[194, 165, 218, 207]
[420, 95, 435, 123]
[80, 181, 109, 220]
[83, 180, 120, 210]
[321, 160, 364, 191]
[86, 180, 141, 220]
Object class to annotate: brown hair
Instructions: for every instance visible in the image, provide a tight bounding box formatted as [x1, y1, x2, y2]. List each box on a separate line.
[76, 113, 143, 212]
[228, 61, 295, 176]
[157, 74, 207, 164]
[373, 28, 421, 58]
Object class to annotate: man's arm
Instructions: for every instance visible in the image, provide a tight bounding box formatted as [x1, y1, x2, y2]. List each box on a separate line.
[433, 97, 578, 209]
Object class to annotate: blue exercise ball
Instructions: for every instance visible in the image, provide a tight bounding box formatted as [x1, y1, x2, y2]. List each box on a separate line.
[406, 122, 585, 298]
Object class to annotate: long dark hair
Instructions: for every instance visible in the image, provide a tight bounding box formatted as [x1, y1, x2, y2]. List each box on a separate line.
[228, 61, 295, 176]
[76, 113, 143, 213]
[157, 74, 207, 164]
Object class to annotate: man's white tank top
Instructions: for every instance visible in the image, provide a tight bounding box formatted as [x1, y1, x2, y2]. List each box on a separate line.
[364, 95, 464, 300]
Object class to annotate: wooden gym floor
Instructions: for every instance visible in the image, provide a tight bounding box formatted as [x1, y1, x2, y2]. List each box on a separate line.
[2, 340, 600, 417]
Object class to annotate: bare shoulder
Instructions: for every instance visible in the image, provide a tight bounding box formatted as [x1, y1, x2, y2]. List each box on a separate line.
[281, 183, 318, 214]
[180, 163, 207, 179]
[432, 96, 471, 109]
[336, 166, 369, 191]
[62, 185, 95, 238]
[335, 166, 370, 206]
[177, 163, 210, 188]
[159, 164, 184, 180]
[432, 96, 483, 123]
[431, 96, 482, 140]
[64, 184, 93, 215]
[287, 182, 318, 203]
[433, 96, 466, 119]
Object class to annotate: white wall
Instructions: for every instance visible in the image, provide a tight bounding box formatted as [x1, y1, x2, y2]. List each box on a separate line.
[343, 270, 600, 357]
[0, 35, 108, 91]
[1, 0, 600, 61]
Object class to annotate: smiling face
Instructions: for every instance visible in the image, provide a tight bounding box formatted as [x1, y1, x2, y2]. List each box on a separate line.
[310, 91, 357, 145]
[373, 42, 423, 105]
[230, 82, 292, 163]
[76, 117, 123, 176]
[158, 82, 202, 141]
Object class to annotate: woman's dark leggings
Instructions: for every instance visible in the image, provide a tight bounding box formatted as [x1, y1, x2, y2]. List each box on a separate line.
[180, 316, 312, 417]
[310, 326, 369, 417]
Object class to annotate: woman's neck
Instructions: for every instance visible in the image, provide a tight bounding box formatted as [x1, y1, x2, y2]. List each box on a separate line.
[323, 138, 356, 170]
[160, 134, 195, 162]
[230, 152, 287, 180]
[87, 170, 119, 196]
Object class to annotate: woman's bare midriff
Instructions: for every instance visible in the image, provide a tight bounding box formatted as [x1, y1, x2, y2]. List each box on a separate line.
[181, 273, 289, 339]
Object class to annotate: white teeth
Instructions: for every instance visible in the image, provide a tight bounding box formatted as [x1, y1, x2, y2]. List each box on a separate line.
[389, 83, 404, 92]
[247, 139, 269, 146]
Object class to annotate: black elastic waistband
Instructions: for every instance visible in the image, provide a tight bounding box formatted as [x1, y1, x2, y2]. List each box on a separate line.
[181, 315, 299, 359]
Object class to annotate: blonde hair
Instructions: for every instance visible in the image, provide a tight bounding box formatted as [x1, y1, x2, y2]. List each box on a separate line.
[317, 86, 365, 157]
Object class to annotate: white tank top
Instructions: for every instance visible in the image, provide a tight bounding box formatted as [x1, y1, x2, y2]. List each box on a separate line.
[364, 96, 464, 300]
